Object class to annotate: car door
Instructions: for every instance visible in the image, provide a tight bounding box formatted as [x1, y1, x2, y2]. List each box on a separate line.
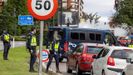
[68, 45, 83, 70]
[93, 48, 109, 75]
[93, 49, 104, 75]
[96, 48, 109, 75]
[73, 45, 83, 69]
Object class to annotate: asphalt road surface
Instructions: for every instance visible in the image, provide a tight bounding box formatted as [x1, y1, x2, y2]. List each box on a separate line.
[46, 59, 90, 75]
[0, 41, 25, 50]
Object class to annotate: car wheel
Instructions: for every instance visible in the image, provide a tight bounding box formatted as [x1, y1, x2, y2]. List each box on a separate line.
[90, 68, 93, 75]
[76, 65, 82, 75]
[122, 72, 125, 75]
[102, 71, 105, 75]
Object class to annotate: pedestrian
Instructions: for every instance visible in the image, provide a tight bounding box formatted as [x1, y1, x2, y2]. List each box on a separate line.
[1, 30, 12, 60]
[26, 27, 37, 72]
[45, 37, 62, 73]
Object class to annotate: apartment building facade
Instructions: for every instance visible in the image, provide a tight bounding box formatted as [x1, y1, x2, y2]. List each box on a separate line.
[0, 0, 7, 13]
[58, 0, 84, 25]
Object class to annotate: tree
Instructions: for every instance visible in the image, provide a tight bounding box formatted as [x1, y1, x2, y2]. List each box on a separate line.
[113, 0, 133, 26]
[0, 0, 29, 35]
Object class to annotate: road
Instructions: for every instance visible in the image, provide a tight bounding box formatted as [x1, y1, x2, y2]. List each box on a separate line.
[0, 41, 25, 50]
[46, 60, 90, 75]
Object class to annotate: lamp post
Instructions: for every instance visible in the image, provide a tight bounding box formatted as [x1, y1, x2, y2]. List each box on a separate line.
[78, 0, 81, 25]
[60, 0, 63, 26]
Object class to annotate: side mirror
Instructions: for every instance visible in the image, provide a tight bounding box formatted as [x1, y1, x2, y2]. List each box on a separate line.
[92, 55, 97, 59]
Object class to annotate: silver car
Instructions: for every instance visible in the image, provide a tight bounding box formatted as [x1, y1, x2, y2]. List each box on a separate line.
[122, 53, 133, 75]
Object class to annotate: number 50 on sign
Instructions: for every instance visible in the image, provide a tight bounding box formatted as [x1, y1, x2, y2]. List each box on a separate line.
[27, 0, 58, 20]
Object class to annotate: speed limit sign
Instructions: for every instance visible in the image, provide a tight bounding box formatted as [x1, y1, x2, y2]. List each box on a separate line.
[27, 0, 58, 20]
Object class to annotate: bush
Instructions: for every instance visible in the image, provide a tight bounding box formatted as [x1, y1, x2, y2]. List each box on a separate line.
[14, 36, 26, 41]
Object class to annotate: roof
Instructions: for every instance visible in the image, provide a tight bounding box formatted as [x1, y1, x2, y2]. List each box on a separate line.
[82, 43, 106, 47]
[107, 46, 133, 50]
[48, 26, 111, 33]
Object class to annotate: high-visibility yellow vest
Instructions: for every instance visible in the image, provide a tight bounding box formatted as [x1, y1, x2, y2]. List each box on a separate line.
[49, 43, 52, 50]
[4, 34, 10, 42]
[54, 42, 59, 51]
[31, 36, 37, 46]
[128, 45, 133, 48]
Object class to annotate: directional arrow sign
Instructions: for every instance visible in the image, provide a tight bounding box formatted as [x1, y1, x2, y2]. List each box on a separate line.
[18, 15, 34, 25]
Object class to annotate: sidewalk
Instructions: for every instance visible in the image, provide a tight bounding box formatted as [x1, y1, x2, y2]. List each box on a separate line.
[0, 41, 26, 50]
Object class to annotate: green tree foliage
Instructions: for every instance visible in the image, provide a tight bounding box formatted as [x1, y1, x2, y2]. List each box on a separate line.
[0, 0, 59, 35]
[114, 0, 133, 25]
[0, 0, 28, 35]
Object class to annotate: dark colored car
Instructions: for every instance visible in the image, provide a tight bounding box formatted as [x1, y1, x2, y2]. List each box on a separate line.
[66, 43, 104, 75]
[46, 26, 119, 62]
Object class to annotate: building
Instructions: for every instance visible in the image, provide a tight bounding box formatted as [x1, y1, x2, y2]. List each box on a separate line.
[63, 0, 84, 20]
[0, 0, 7, 13]
[58, 0, 84, 25]
[0, 0, 4, 12]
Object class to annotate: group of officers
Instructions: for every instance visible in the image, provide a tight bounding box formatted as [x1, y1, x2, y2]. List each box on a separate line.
[0, 28, 62, 73]
[1, 27, 133, 73]
[26, 28, 62, 73]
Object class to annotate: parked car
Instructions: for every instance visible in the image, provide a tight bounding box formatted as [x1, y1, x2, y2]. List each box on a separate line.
[117, 36, 127, 46]
[47, 26, 119, 61]
[66, 43, 104, 75]
[122, 53, 133, 75]
[91, 46, 133, 75]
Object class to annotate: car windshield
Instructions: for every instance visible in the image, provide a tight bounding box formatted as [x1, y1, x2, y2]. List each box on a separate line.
[87, 46, 103, 54]
[111, 49, 133, 59]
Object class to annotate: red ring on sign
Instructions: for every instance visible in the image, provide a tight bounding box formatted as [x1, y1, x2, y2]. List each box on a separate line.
[37, 50, 49, 62]
[27, 0, 58, 20]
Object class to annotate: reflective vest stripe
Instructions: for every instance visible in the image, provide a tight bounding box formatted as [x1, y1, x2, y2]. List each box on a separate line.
[4, 34, 10, 42]
[31, 36, 37, 46]
[54, 42, 59, 51]
[128, 45, 133, 48]
[49, 43, 52, 50]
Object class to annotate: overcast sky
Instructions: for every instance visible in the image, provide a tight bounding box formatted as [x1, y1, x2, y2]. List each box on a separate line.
[83, 0, 115, 22]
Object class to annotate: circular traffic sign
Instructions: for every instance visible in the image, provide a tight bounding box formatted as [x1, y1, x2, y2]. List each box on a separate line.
[37, 50, 49, 62]
[27, 0, 58, 20]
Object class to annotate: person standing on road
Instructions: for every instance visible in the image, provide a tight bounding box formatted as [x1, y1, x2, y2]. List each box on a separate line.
[45, 37, 62, 73]
[26, 28, 37, 72]
[1, 30, 12, 60]
[125, 36, 133, 48]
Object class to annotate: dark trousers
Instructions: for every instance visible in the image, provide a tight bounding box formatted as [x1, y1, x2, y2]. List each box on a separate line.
[29, 46, 36, 70]
[46, 52, 59, 71]
[3, 42, 11, 60]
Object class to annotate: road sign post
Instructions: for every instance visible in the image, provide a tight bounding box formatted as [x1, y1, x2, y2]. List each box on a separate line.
[27, 0, 58, 75]
[39, 21, 44, 75]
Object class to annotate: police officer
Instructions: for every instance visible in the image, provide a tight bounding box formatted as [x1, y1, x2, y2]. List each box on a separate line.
[26, 28, 37, 72]
[45, 38, 61, 73]
[1, 30, 12, 60]
[125, 36, 133, 48]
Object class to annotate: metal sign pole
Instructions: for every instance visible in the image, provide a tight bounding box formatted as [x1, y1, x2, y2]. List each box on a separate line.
[39, 21, 44, 75]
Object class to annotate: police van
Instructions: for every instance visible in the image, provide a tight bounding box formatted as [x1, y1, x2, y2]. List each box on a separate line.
[46, 26, 119, 61]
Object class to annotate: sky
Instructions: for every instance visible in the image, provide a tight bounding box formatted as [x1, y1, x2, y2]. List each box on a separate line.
[83, 0, 115, 22]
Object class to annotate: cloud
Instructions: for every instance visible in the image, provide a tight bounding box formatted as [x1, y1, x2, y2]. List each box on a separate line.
[83, 0, 115, 22]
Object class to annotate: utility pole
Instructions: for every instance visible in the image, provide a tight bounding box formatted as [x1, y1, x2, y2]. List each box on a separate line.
[60, 0, 63, 26]
[78, 0, 81, 25]
[13, 7, 16, 48]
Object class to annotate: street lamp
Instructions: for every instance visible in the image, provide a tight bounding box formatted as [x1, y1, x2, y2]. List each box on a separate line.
[60, 0, 63, 26]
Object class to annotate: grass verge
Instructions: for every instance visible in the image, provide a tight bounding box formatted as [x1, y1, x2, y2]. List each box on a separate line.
[0, 46, 46, 75]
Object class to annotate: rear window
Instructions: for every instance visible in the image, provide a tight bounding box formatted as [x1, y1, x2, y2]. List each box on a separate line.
[111, 50, 133, 59]
[86, 46, 103, 54]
